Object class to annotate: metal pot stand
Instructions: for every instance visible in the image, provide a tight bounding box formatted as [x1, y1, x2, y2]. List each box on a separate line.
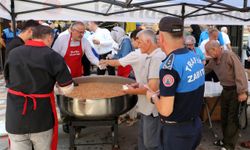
[68, 117, 119, 150]
[57, 76, 138, 150]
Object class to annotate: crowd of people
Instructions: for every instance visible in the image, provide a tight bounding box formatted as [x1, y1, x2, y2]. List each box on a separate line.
[0, 17, 249, 150]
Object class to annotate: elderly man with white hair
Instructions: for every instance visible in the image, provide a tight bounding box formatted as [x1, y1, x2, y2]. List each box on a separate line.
[220, 27, 232, 51]
[123, 29, 165, 150]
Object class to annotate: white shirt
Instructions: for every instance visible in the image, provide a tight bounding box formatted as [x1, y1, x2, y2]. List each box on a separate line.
[88, 27, 115, 55]
[58, 29, 69, 37]
[120, 48, 166, 116]
[52, 32, 99, 66]
[221, 32, 231, 51]
[199, 39, 221, 58]
[119, 49, 147, 81]
[199, 39, 209, 55]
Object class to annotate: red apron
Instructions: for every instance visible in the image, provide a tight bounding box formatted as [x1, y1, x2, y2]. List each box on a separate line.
[117, 65, 132, 78]
[64, 35, 84, 78]
[7, 89, 58, 150]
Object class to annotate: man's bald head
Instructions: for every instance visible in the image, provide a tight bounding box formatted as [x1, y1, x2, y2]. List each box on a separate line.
[205, 40, 220, 52]
[205, 40, 221, 58]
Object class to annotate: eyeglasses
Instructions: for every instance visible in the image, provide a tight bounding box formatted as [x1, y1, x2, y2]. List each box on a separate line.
[73, 28, 85, 34]
[185, 43, 194, 46]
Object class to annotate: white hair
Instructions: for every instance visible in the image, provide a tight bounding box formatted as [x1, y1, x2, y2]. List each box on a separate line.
[221, 26, 227, 33]
[137, 29, 157, 44]
[185, 35, 196, 44]
[71, 21, 85, 29]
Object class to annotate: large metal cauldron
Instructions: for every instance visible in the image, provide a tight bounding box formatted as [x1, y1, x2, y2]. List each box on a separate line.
[58, 75, 138, 120]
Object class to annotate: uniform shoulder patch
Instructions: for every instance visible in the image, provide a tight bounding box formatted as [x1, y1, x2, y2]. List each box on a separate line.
[162, 53, 175, 70]
[162, 74, 175, 87]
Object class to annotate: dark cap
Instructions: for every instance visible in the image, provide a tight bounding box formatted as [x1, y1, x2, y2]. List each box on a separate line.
[159, 16, 183, 33]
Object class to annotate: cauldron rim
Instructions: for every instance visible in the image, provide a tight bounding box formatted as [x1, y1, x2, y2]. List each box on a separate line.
[57, 76, 138, 119]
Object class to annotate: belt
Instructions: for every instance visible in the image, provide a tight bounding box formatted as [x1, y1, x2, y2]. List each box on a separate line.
[223, 85, 236, 90]
[161, 118, 195, 125]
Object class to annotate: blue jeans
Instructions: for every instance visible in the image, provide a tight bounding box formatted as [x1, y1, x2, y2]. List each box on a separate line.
[138, 114, 162, 150]
[162, 117, 202, 150]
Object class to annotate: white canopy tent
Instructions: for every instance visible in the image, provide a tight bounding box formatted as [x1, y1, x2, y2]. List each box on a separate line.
[0, 0, 250, 25]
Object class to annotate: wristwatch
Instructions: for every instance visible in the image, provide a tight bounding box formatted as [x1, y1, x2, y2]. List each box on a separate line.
[150, 94, 158, 104]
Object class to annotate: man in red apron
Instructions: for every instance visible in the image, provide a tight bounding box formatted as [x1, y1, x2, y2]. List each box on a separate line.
[52, 21, 99, 133]
[4, 25, 73, 150]
[53, 22, 99, 78]
[64, 34, 83, 77]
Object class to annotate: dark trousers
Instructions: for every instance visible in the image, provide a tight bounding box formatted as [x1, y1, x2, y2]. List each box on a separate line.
[221, 88, 240, 150]
[205, 60, 219, 82]
[82, 54, 91, 76]
[162, 117, 202, 150]
[205, 71, 219, 82]
[97, 52, 115, 75]
[138, 114, 162, 150]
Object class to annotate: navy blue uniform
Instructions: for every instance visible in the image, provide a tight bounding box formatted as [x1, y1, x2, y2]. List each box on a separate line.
[159, 48, 205, 150]
[2, 28, 21, 44]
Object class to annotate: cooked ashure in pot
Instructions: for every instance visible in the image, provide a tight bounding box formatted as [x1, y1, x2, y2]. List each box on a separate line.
[65, 82, 125, 99]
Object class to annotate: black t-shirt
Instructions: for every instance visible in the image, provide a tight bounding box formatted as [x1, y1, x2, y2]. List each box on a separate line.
[5, 36, 24, 60]
[4, 40, 72, 134]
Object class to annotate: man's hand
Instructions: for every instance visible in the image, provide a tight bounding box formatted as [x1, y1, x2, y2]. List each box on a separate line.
[122, 83, 144, 95]
[238, 92, 248, 102]
[106, 54, 114, 60]
[123, 84, 137, 95]
[93, 39, 100, 45]
[99, 59, 109, 66]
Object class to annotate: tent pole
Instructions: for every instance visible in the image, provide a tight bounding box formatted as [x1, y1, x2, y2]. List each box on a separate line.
[10, 0, 16, 37]
[244, 0, 247, 8]
[181, 4, 185, 23]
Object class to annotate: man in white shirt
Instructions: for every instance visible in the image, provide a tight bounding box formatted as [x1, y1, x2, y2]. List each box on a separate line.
[220, 27, 232, 51]
[87, 21, 116, 75]
[199, 28, 221, 57]
[53, 22, 99, 78]
[123, 29, 165, 150]
[199, 28, 220, 82]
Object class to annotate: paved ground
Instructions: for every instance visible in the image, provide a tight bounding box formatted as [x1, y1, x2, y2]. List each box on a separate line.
[1, 75, 250, 150]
